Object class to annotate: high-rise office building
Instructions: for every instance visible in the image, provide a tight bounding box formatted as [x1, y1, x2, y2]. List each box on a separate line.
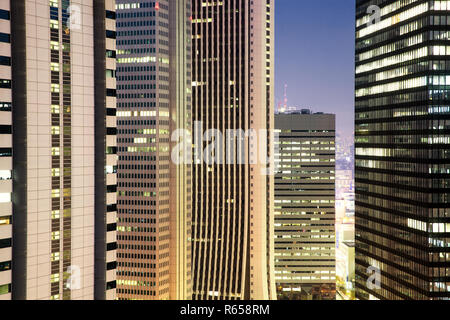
[0, 0, 117, 300]
[355, 0, 450, 300]
[274, 112, 336, 300]
[191, 0, 276, 300]
[115, 0, 192, 300]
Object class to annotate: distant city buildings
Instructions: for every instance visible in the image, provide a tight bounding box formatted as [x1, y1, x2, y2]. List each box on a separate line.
[274, 111, 336, 300]
[355, 0, 450, 300]
[336, 134, 354, 171]
[336, 235, 355, 300]
[336, 192, 355, 300]
[336, 169, 354, 200]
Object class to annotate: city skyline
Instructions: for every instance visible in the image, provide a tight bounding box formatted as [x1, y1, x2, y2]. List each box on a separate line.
[275, 0, 355, 140]
[0, 0, 449, 305]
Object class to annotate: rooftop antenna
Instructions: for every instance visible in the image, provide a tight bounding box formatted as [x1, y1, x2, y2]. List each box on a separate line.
[276, 100, 282, 114]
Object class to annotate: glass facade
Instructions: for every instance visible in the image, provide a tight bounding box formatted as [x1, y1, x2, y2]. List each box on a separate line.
[355, 0, 450, 300]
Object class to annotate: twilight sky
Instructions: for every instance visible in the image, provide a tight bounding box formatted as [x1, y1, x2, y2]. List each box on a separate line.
[275, 0, 355, 140]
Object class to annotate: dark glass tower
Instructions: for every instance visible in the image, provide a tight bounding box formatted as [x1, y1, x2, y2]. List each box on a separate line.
[355, 0, 450, 300]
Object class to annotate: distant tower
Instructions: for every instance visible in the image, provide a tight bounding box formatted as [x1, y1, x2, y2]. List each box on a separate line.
[274, 112, 336, 300]
[282, 84, 288, 113]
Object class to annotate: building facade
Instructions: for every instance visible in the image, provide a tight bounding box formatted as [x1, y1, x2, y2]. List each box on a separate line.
[355, 0, 450, 300]
[191, 0, 276, 300]
[115, 0, 192, 300]
[274, 112, 336, 300]
[0, 0, 117, 300]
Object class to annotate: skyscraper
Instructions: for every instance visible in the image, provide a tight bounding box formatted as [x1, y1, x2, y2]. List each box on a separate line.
[115, 0, 192, 300]
[0, 0, 117, 300]
[355, 0, 450, 300]
[191, 0, 276, 300]
[274, 112, 336, 300]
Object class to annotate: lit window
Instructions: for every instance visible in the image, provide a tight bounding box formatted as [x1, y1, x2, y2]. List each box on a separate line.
[0, 193, 10, 203]
[50, 273, 60, 283]
[51, 189, 60, 198]
[0, 170, 11, 180]
[51, 210, 60, 219]
[51, 231, 60, 241]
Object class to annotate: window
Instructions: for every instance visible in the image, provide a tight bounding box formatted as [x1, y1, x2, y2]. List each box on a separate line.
[106, 30, 116, 39]
[106, 280, 117, 290]
[50, 62, 59, 72]
[51, 231, 60, 241]
[106, 50, 116, 58]
[51, 168, 60, 177]
[51, 126, 60, 135]
[0, 284, 11, 295]
[0, 170, 11, 180]
[0, 80, 11, 89]
[0, 238, 11, 249]
[0, 10, 10, 20]
[51, 210, 60, 219]
[0, 56, 10, 66]
[0, 216, 11, 226]
[106, 10, 116, 20]
[51, 105, 60, 114]
[106, 69, 115, 78]
[0, 33, 10, 43]
[0, 261, 11, 272]
[0, 193, 10, 203]
[0, 102, 11, 111]
[51, 189, 60, 198]
[0, 125, 11, 134]
[0, 148, 11, 157]
[107, 242, 117, 251]
[106, 261, 117, 270]
[50, 273, 60, 283]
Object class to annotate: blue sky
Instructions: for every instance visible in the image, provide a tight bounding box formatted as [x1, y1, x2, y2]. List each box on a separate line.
[275, 0, 355, 139]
